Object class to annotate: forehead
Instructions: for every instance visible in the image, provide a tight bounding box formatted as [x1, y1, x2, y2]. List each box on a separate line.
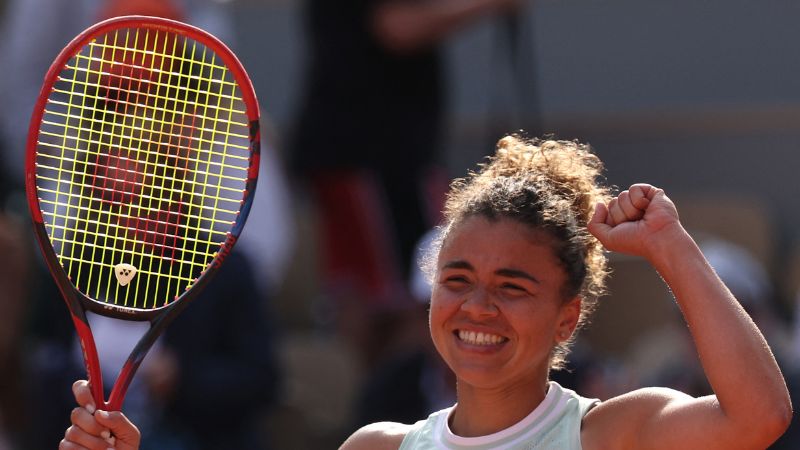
[439, 216, 561, 272]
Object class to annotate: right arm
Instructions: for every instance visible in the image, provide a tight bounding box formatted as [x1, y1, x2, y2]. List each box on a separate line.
[585, 185, 791, 449]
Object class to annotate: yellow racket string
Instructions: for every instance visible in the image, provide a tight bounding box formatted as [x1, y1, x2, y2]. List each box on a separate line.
[41, 106, 251, 144]
[167, 36, 199, 305]
[35, 27, 252, 310]
[36, 137, 249, 186]
[36, 186, 241, 219]
[65, 30, 106, 297]
[143, 28, 182, 308]
[35, 188, 238, 235]
[56, 72, 245, 108]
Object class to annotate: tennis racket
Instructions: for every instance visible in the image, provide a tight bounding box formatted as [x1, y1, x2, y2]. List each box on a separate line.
[25, 15, 260, 412]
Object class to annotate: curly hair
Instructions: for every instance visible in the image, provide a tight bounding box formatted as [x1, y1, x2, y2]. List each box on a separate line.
[425, 134, 611, 370]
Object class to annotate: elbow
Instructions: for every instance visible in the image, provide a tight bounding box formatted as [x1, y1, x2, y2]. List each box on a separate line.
[772, 385, 793, 436]
[757, 396, 793, 446]
[758, 372, 794, 443]
[771, 398, 793, 439]
[729, 391, 793, 448]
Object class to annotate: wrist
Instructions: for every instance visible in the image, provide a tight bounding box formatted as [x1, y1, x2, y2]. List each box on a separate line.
[642, 224, 699, 272]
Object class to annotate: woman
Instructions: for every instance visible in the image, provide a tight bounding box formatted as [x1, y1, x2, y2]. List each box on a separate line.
[60, 135, 791, 449]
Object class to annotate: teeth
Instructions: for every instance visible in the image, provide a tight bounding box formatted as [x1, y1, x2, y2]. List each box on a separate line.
[458, 330, 506, 345]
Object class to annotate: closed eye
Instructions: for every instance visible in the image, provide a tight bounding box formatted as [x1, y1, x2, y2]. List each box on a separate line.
[440, 275, 471, 291]
[499, 282, 533, 297]
[444, 275, 469, 285]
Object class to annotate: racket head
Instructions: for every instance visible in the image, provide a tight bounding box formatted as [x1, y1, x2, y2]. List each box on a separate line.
[26, 15, 260, 321]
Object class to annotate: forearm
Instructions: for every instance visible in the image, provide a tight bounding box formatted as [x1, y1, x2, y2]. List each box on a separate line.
[372, 0, 517, 52]
[647, 227, 791, 424]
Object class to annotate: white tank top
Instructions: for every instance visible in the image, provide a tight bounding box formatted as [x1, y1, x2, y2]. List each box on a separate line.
[398, 381, 598, 450]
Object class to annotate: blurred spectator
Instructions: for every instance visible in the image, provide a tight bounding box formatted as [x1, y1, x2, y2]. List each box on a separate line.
[288, 0, 523, 366]
[149, 250, 282, 450]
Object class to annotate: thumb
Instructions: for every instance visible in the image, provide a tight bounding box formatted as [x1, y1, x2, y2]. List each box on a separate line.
[95, 410, 141, 449]
[587, 202, 611, 241]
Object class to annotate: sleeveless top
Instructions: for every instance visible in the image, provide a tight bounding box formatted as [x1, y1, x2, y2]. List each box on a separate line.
[398, 381, 598, 450]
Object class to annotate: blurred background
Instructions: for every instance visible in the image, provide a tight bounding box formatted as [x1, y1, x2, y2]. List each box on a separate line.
[1, 0, 800, 448]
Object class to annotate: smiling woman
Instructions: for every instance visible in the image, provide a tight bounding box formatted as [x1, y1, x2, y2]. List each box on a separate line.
[60, 133, 792, 449]
[338, 134, 792, 450]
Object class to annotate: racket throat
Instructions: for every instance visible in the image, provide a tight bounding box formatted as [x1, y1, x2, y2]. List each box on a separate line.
[73, 312, 161, 411]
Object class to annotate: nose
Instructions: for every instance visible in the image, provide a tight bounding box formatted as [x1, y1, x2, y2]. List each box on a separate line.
[460, 288, 499, 317]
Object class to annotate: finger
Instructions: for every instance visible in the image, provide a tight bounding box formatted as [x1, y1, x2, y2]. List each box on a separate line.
[72, 380, 96, 414]
[587, 202, 611, 240]
[629, 184, 655, 208]
[63, 424, 109, 450]
[70, 407, 110, 438]
[96, 409, 142, 447]
[607, 197, 629, 226]
[616, 190, 645, 221]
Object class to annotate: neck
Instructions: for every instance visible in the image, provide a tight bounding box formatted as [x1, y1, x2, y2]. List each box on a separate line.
[450, 376, 550, 437]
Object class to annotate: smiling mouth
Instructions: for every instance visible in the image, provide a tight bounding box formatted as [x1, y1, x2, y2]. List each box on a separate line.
[456, 330, 508, 346]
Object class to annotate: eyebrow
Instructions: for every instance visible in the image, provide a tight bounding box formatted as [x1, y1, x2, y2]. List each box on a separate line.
[496, 268, 540, 285]
[442, 260, 473, 271]
[442, 260, 540, 284]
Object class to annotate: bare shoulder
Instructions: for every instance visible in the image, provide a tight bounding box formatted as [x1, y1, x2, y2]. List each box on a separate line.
[581, 387, 696, 449]
[339, 421, 415, 450]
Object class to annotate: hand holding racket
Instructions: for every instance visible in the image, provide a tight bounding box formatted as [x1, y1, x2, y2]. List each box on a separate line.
[64, 381, 140, 449]
[26, 14, 260, 444]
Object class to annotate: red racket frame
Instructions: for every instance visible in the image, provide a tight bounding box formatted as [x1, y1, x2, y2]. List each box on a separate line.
[25, 15, 260, 411]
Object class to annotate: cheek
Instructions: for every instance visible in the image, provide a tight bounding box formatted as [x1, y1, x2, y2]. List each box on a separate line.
[503, 301, 558, 336]
[427, 296, 447, 331]
[427, 300, 452, 361]
[429, 285, 460, 318]
[428, 292, 456, 337]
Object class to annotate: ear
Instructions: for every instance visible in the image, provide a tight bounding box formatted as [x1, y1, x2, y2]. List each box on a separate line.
[555, 297, 581, 342]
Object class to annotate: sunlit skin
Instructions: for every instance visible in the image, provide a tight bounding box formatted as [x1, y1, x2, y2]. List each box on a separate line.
[429, 216, 580, 437]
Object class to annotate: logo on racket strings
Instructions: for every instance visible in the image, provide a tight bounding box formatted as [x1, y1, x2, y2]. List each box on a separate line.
[114, 263, 138, 286]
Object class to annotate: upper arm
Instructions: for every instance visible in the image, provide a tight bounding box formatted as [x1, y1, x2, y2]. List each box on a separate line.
[583, 388, 782, 450]
[339, 422, 411, 450]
